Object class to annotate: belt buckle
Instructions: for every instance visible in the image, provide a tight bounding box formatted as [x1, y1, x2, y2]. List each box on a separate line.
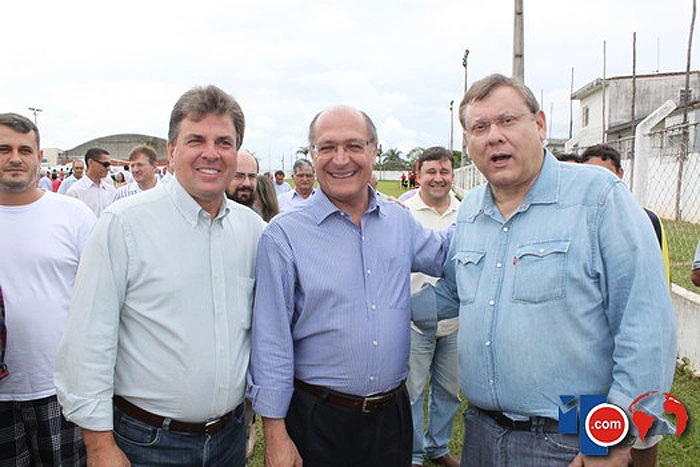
[361, 394, 386, 413]
[204, 417, 222, 433]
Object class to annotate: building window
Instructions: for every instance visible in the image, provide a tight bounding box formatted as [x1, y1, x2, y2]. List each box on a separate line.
[582, 106, 590, 128]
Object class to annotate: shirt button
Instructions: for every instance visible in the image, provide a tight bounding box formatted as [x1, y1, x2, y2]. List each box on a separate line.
[489, 379, 495, 385]
[372, 340, 378, 346]
[502, 227, 509, 232]
[496, 262, 502, 268]
[367, 269, 371, 275]
[485, 341, 491, 346]
[371, 304, 377, 310]
[369, 376, 375, 381]
[489, 300, 495, 306]
[539, 248, 545, 253]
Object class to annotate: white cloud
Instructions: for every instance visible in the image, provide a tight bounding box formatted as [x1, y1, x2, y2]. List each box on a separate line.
[2, 0, 697, 172]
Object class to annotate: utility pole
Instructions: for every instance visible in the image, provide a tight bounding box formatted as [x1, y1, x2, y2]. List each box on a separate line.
[28, 107, 42, 125]
[513, 0, 524, 82]
[449, 100, 454, 152]
[461, 49, 470, 166]
[568, 67, 574, 140]
[677, 0, 696, 220]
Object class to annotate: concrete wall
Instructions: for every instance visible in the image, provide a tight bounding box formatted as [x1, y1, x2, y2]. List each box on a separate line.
[671, 285, 700, 375]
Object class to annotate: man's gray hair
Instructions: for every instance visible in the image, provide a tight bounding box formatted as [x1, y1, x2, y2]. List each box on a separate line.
[293, 158, 314, 174]
[307, 105, 377, 145]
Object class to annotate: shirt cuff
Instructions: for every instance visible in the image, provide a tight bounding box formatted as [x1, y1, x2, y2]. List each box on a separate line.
[55, 390, 115, 431]
[246, 381, 294, 419]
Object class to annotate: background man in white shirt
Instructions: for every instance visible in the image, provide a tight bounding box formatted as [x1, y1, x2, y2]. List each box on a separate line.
[405, 146, 461, 467]
[113, 144, 159, 201]
[277, 158, 315, 211]
[55, 85, 266, 467]
[57, 160, 85, 194]
[66, 147, 115, 217]
[0, 112, 96, 466]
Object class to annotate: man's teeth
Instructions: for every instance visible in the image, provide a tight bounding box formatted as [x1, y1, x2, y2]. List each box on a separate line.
[198, 168, 219, 174]
[331, 171, 355, 179]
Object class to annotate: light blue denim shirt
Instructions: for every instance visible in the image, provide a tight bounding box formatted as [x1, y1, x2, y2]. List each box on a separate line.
[248, 187, 449, 418]
[430, 152, 676, 433]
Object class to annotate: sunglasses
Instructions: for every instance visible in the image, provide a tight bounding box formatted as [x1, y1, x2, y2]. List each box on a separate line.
[94, 160, 112, 168]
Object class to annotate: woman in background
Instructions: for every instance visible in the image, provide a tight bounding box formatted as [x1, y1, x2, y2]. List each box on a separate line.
[254, 174, 280, 222]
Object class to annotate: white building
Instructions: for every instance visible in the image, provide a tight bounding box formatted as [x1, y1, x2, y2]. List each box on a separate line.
[566, 71, 700, 152]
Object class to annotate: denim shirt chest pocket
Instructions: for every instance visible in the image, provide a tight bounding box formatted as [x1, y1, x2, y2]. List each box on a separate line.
[512, 239, 570, 304]
[453, 250, 486, 305]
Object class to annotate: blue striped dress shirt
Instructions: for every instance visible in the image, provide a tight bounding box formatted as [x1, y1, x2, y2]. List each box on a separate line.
[248, 187, 449, 418]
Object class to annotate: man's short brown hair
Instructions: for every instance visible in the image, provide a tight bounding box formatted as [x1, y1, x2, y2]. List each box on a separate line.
[459, 73, 540, 129]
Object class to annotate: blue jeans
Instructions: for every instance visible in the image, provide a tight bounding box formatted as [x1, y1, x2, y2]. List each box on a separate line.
[461, 406, 579, 466]
[113, 404, 246, 467]
[406, 328, 460, 464]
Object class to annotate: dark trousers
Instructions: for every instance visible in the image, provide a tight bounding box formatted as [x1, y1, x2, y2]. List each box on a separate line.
[287, 385, 413, 466]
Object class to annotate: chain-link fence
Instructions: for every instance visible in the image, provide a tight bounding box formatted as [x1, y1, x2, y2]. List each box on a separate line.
[454, 120, 700, 290]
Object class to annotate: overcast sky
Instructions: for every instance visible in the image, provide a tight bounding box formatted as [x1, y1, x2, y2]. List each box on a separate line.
[3, 0, 697, 171]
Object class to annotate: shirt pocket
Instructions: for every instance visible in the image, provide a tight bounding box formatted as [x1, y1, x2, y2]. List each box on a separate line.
[453, 250, 486, 305]
[512, 240, 569, 304]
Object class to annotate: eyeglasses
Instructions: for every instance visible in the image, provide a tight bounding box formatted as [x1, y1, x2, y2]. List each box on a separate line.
[232, 173, 257, 181]
[311, 140, 373, 158]
[466, 112, 534, 137]
[94, 160, 112, 168]
[294, 173, 314, 179]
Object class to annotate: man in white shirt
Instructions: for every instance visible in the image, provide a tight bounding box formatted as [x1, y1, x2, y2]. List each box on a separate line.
[274, 169, 292, 196]
[112, 144, 159, 202]
[66, 147, 116, 217]
[55, 85, 266, 467]
[277, 158, 315, 211]
[404, 147, 461, 467]
[0, 112, 96, 466]
[37, 168, 52, 191]
[57, 160, 85, 194]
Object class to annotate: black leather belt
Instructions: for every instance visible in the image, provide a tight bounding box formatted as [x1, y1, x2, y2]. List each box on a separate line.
[114, 396, 237, 435]
[294, 379, 404, 414]
[478, 407, 559, 432]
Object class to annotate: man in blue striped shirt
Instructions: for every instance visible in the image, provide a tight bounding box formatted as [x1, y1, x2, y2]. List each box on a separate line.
[249, 105, 450, 466]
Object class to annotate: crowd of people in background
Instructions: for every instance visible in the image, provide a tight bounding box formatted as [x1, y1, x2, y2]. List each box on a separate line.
[0, 73, 697, 467]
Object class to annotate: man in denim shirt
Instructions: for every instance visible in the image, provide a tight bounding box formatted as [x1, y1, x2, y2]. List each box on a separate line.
[425, 74, 676, 466]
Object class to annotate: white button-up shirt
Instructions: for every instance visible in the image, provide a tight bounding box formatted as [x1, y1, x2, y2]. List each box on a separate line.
[65, 175, 116, 217]
[55, 178, 266, 430]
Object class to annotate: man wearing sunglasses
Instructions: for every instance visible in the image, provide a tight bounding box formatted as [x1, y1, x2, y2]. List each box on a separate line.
[66, 147, 116, 217]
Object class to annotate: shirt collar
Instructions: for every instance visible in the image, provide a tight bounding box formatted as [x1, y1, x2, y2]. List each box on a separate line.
[408, 190, 460, 216]
[466, 149, 559, 222]
[308, 185, 382, 225]
[165, 176, 230, 227]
